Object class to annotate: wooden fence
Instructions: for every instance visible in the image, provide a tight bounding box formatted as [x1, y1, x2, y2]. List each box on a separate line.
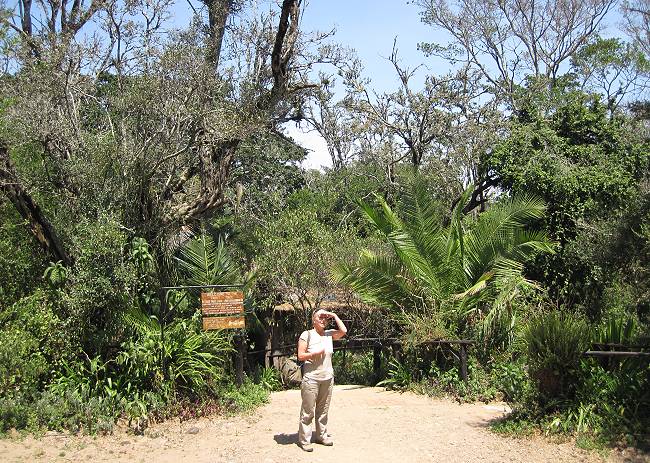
[249, 337, 475, 383]
[246, 339, 650, 386]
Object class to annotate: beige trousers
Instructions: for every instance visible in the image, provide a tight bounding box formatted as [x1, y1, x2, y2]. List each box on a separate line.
[298, 377, 333, 445]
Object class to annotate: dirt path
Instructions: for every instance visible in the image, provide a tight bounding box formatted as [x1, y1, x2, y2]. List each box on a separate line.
[1, 386, 645, 463]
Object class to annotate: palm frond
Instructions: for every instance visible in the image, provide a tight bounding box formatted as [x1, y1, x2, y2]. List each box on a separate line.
[336, 179, 555, 345]
[175, 232, 240, 287]
[333, 251, 424, 310]
[463, 195, 550, 283]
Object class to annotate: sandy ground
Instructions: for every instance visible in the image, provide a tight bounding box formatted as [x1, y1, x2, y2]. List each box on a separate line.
[1, 385, 647, 463]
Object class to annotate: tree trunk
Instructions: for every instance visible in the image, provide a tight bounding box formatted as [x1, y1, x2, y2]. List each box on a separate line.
[204, 0, 234, 68]
[0, 142, 72, 266]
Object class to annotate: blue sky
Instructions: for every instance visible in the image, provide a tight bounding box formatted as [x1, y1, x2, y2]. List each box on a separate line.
[286, 0, 449, 169]
[163, 1, 442, 169]
[299, 0, 448, 91]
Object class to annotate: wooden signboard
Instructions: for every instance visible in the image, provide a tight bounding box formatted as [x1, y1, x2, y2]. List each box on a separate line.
[202, 315, 245, 330]
[201, 291, 245, 330]
[201, 291, 244, 315]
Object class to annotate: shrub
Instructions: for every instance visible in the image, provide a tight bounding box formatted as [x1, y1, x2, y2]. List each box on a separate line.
[525, 311, 590, 403]
[0, 291, 70, 400]
[491, 358, 531, 404]
[256, 367, 282, 391]
[218, 380, 269, 413]
[60, 218, 139, 354]
[377, 358, 412, 390]
[332, 350, 381, 385]
[0, 328, 49, 401]
[421, 357, 499, 402]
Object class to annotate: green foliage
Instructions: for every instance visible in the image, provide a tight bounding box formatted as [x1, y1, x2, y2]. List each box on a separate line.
[44, 261, 68, 287]
[0, 205, 47, 307]
[0, 329, 49, 401]
[491, 358, 532, 404]
[426, 358, 499, 402]
[332, 351, 379, 386]
[596, 315, 637, 345]
[217, 380, 270, 413]
[175, 230, 242, 287]
[117, 318, 232, 397]
[571, 37, 650, 107]
[335, 180, 554, 345]
[0, 390, 118, 435]
[496, 359, 650, 447]
[525, 312, 590, 402]
[254, 205, 360, 329]
[255, 367, 282, 392]
[377, 359, 412, 390]
[60, 218, 140, 354]
[488, 86, 650, 315]
[0, 291, 69, 400]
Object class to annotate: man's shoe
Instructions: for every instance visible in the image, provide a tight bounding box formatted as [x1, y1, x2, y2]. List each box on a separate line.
[315, 437, 334, 446]
[299, 443, 314, 452]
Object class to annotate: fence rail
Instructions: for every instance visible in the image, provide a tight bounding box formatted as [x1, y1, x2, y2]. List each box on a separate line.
[251, 337, 475, 383]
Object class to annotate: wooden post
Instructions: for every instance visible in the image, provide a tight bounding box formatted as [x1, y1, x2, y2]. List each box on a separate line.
[234, 332, 245, 387]
[373, 343, 381, 383]
[160, 289, 167, 380]
[459, 344, 468, 384]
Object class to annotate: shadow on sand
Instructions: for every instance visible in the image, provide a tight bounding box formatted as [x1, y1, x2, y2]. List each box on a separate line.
[273, 432, 299, 445]
[338, 385, 369, 391]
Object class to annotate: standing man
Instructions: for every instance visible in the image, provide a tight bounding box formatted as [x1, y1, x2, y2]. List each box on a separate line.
[296, 309, 347, 452]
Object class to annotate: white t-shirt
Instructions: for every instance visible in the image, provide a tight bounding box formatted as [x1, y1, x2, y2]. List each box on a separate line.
[299, 329, 334, 381]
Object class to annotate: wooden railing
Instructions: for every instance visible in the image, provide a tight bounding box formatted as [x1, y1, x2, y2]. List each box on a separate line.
[250, 337, 475, 383]
[249, 339, 650, 387]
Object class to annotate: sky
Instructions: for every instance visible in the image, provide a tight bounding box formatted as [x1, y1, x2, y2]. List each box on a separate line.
[160, 0, 441, 170]
[167, 0, 623, 171]
[285, 0, 448, 170]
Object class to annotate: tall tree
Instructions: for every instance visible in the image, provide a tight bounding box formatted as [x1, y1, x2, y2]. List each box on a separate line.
[0, 0, 340, 266]
[416, 0, 616, 107]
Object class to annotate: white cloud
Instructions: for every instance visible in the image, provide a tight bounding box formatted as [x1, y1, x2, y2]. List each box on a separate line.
[283, 123, 332, 171]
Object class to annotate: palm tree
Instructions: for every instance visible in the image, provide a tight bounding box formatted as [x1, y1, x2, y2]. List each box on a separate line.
[333, 182, 555, 344]
[175, 231, 242, 287]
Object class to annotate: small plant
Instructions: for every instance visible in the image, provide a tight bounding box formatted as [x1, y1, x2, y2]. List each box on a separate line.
[257, 367, 282, 391]
[492, 359, 530, 404]
[43, 261, 68, 287]
[596, 315, 636, 346]
[525, 311, 590, 402]
[218, 380, 269, 413]
[377, 359, 412, 390]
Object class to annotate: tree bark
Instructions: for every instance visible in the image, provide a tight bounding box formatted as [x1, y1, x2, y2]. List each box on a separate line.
[0, 142, 72, 266]
[204, 0, 234, 69]
[449, 175, 500, 216]
[164, 0, 302, 227]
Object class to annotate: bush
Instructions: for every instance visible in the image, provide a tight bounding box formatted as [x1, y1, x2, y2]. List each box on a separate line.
[0, 291, 69, 400]
[332, 350, 381, 386]
[525, 311, 590, 403]
[255, 367, 282, 391]
[418, 357, 500, 402]
[377, 358, 412, 390]
[118, 318, 232, 397]
[218, 380, 269, 413]
[60, 218, 140, 355]
[0, 390, 118, 435]
[0, 206, 48, 308]
[491, 358, 531, 404]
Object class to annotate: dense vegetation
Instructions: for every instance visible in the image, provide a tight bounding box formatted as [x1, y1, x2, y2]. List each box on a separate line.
[0, 0, 648, 451]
